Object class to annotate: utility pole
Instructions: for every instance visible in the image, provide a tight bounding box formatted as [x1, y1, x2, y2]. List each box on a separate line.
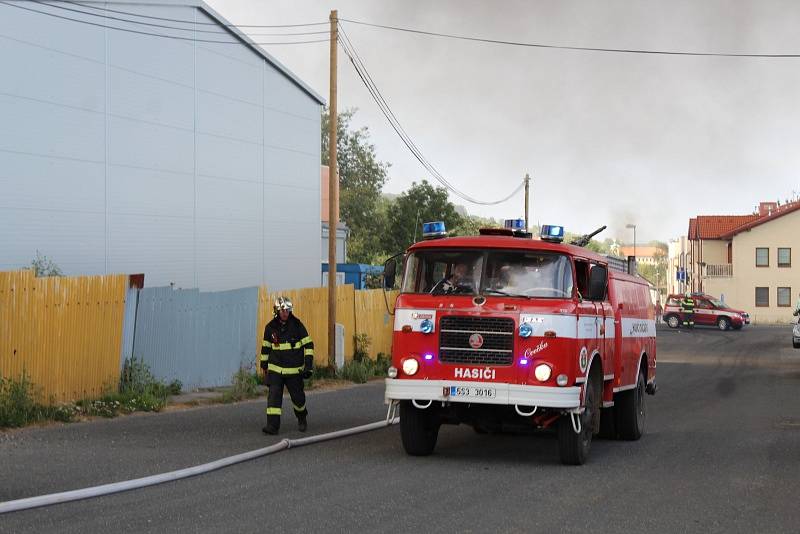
[327, 9, 338, 369]
[524, 173, 530, 232]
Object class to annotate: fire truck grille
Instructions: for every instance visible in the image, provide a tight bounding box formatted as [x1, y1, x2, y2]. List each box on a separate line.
[438, 316, 515, 366]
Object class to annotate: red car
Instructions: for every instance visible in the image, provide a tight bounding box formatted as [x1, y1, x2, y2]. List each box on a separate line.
[663, 293, 750, 330]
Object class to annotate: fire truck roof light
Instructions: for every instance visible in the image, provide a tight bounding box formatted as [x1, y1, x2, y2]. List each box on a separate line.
[504, 218, 525, 231]
[540, 225, 565, 243]
[422, 221, 447, 239]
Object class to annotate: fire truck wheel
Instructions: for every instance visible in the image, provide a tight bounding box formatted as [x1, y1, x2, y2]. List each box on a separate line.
[598, 406, 617, 439]
[717, 317, 730, 331]
[558, 376, 599, 465]
[400, 401, 440, 456]
[665, 315, 680, 329]
[616, 369, 646, 441]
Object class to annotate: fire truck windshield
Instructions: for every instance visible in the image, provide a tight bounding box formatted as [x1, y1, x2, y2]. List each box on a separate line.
[402, 250, 574, 299]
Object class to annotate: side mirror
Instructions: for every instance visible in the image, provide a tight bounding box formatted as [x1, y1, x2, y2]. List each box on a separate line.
[588, 266, 607, 301]
[383, 258, 397, 289]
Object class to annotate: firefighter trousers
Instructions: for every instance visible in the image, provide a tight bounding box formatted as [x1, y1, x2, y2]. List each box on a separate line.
[682, 311, 695, 327]
[266, 372, 307, 430]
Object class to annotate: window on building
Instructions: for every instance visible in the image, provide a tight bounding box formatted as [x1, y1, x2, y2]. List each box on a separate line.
[778, 287, 791, 307]
[755, 287, 769, 307]
[778, 248, 791, 268]
[755, 248, 769, 267]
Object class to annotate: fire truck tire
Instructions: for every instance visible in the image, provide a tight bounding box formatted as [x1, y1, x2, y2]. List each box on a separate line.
[558, 376, 598, 465]
[598, 407, 616, 439]
[616, 370, 646, 440]
[665, 314, 680, 329]
[717, 317, 730, 330]
[400, 401, 440, 456]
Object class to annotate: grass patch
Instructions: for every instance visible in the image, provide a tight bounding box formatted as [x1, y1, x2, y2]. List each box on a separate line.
[335, 352, 392, 384]
[0, 371, 75, 428]
[221, 366, 260, 403]
[1, 358, 177, 428]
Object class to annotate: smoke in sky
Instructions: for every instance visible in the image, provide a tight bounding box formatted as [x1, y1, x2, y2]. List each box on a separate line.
[210, 0, 800, 242]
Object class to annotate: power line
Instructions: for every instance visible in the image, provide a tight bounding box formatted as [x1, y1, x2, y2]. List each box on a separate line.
[339, 26, 525, 206]
[60, 0, 328, 28]
[340, 17, 800, 58]
[338, 24, 525, 206]
[1, 1, 330, 45]
[34, 1, 328, 36]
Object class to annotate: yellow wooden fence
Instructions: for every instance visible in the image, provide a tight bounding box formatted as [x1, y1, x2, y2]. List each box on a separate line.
[257, 286, 398, 367]
[0, 270, 128, 404]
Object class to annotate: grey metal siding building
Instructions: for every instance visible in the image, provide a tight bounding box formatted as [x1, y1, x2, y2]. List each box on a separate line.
[0, 0, 324, 291]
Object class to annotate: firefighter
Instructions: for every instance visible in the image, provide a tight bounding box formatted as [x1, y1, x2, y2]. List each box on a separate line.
[260, 297, 314, 435]
[681, 291, 695, 329]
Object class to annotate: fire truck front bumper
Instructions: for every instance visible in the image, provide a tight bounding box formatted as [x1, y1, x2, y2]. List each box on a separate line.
[385, 379, 581, 409]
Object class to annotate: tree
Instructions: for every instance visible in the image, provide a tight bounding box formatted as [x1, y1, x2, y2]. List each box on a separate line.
[321, 108, 390, 264]
[384, 180, 463, 253]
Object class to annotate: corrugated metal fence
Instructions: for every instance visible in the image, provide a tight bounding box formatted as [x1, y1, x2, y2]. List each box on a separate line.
[0, 270, 127, 403]
[133, 286, 258, 391]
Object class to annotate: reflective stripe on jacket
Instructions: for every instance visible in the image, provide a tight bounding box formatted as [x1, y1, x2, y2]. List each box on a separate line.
[260, 315, 314, 373]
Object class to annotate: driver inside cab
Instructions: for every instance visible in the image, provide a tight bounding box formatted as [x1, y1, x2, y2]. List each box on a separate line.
[431, 262, 475, 295]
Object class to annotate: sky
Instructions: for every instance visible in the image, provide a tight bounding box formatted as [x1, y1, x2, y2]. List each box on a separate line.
[208, 0, 800, 243]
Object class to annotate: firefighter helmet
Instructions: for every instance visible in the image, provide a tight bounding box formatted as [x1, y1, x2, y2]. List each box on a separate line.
[273, 296, 293, 316]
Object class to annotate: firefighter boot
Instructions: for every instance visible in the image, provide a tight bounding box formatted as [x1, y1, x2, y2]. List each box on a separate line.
[297, 413, 308, 432]
[262, 424, 279, 435]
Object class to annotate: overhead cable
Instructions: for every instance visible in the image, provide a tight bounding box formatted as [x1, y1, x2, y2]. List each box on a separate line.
[340, 17, 800, 58]
[1, 1, 329, 45]
[339, 24, 524, 206]
[34, 1, 328, 36]
[61, 0, 329, 28]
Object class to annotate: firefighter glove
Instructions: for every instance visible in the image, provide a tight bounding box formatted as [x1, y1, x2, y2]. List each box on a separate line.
[260, 360, 269, 371]
[302, 368, 313, 379]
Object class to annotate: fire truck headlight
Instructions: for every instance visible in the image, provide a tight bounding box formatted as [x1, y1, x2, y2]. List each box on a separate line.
[420, 319, 434, 334]
[556, 374, 568, 386]
[387, 366, 398, 378]
[519, 322, 533, 338]
[402, 358, 419, 376]
[534, 363, 552, 382]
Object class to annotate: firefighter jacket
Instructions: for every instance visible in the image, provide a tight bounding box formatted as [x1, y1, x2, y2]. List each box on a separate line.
[260, 315, 314, 375]
[681, 297, 695, 313]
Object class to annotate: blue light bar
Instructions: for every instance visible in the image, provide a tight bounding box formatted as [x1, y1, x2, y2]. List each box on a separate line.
[422, 221, 447, 239]
[540, 225, 564, 242]
[504, 218, 525, 231]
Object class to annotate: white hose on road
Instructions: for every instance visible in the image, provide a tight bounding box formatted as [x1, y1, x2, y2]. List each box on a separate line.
[0, 417, 400, 515]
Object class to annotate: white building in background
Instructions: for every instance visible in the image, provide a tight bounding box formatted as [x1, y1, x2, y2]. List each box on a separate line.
[0, 0, 324, 291]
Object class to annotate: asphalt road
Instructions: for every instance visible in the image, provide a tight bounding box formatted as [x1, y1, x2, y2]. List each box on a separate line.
[2, 325, 800, 533]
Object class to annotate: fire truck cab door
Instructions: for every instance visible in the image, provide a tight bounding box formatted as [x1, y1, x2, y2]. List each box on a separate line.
[576, 260, 602, 361]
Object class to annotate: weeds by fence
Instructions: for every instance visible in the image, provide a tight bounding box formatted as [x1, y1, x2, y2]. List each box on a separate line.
[221, 366, 260, 403]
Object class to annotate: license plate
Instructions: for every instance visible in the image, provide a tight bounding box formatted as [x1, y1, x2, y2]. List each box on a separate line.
[446, 386, 496, 399]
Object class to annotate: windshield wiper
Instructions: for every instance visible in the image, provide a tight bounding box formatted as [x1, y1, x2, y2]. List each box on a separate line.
[482, 289, 531, 299]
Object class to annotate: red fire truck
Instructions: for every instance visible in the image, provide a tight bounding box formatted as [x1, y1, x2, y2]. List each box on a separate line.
[383, 222, 657, 465]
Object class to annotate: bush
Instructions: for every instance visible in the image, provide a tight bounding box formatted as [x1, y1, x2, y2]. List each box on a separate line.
[30, 250, 62, 277]
[168, 379, 183, 395]
[0, 371, 75, 427]
[222, 366, 260, 403]
[337, 359, 373, 384]
[353, 333, 371, 362]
